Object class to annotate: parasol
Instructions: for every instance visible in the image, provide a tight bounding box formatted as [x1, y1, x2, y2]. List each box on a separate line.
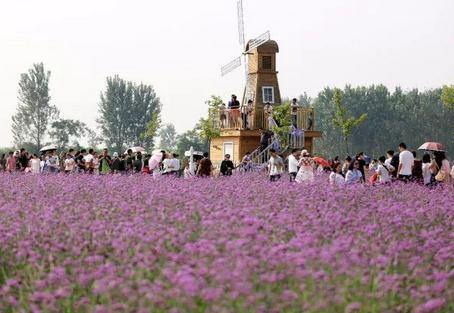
[313, 156, 330, 168]
[40, 145, 57, 152]
[418, 142, 444, 152]
[124, 146, 146, 154]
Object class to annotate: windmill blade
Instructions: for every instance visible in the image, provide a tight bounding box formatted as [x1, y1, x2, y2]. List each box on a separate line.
[237, 0, 245, 48]
[245, 30, 270, 54]
[221, 56, 242, 76]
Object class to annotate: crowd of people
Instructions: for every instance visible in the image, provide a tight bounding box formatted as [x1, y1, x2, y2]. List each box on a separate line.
[1, 142, 453, 187]
[0, 148, 182, 176]
[271, 142, 453, 186]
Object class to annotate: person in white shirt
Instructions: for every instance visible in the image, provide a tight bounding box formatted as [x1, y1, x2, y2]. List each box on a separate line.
[268, 149, 283, 182]
[162, 153, 175, 175]
[171, 153, 180, 176]
[64, 154, 76, 173]
[421, 153, 432, 186]
[29, 154, 41, 174]
[329, 162, 344, 185]
[84, 148, 95, 173]
[288, 148, 300, 182]
[397, 142, 414, 182]
[376, 156, 392, 184]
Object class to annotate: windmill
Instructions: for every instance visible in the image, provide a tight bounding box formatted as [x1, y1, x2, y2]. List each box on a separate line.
[221, 0, 270, 104]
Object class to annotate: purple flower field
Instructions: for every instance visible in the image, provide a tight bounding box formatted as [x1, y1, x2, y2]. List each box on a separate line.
[0, 173, 453, 313]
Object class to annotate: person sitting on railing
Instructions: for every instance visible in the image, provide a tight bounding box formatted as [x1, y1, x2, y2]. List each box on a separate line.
[291, 98, 299, 128]
[219, 102, 227, 128]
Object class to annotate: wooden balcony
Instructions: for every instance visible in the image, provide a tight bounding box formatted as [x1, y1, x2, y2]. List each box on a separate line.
[210, 107, 316, 131]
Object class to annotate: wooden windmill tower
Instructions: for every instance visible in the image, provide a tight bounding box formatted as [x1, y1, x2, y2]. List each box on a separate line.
[221, 0, 280, 107]
[209, 0, 320, 165]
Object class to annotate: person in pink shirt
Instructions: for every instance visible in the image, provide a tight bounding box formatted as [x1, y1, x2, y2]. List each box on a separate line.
[6, 151, 16, 173]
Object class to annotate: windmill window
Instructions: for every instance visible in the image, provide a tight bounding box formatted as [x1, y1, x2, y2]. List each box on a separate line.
[262, 86, 274, 104]
[262, 56, 272, 70]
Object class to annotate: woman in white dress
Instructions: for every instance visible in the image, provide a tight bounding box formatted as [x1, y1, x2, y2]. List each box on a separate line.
[264, 102, 277, 129]
[295, 150, 315, 183]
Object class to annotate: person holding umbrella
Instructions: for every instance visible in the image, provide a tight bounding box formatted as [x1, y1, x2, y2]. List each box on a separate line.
[418, 142, 451, 184]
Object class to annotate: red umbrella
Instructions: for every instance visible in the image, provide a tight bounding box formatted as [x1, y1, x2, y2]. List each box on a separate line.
[418, 142, 444, 152]
[313, 156, 330, 168]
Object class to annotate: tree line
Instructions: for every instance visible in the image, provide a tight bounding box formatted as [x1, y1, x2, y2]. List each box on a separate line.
[313, 85, 454, 158]
[8, 62, 454, 159]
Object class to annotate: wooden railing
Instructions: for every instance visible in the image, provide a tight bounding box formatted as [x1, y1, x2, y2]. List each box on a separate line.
[210, 107, 315, 131]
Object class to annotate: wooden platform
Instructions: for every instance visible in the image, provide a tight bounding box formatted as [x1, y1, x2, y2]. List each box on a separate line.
[210, 129, 322, 164]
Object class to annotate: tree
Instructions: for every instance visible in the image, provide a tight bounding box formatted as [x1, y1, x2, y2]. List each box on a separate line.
[441, 85, 454, 110]
[49, 119, 87, 149]
[86, 128, 104, 150]
[158, 123, 177, 152]
[175, 128, 209, 157]
[97, 75, 161, 152]
[332, 88, 367, 155]
[198, 95, 222, 143]
[11, 63, 59, 151]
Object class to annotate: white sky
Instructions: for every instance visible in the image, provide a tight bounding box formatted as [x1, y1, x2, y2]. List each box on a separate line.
[1, 0, 453, 147]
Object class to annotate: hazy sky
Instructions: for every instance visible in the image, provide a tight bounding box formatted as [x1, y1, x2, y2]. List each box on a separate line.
[1, 0, 453, 147]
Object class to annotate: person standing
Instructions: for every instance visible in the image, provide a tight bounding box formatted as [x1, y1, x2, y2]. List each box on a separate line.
[385, 150, 398, 177]
[220, 154, 234, 176]
[18, 148, 29, 171]
[376, 156, 392, 184]
[411, 151, 423, 183]
[268, 149, 283, 182]
[355, 152, 367, 183]
[290, 98, 299, 128]
[295, 150, 315, 183]
[264, 102, 277, 129]
[421, 153, 432, 186]
[228, 95, 241, 128]
[64, 153, 76, 173]
[430, 151, 451, 184]
[99, 148, 112, 175]
[397, 142, 414, 182]
[29, 154, 40, 174]
[197, 152, 213, 177]
[171, 153, 181, 176]
[0, 154, 6, 171]
[48, 150, 59, 173]
[6, 151, 16, 173]
[288, 148, 300, 182]
[240, 152, 252, 171]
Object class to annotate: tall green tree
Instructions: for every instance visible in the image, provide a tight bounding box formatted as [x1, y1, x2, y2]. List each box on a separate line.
[11, 63, 59, 151]
[175, 128, 209, 157]
[158, 123, 177, 152]
[49, 119, 87, 149]
[332, 88, 367, 155]
[198, 95, 222, 143]
[441, 85, 454, 110]
[97, 75, 161, 152]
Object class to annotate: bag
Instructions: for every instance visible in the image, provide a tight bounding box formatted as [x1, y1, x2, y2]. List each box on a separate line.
[434, 163, 446, 182]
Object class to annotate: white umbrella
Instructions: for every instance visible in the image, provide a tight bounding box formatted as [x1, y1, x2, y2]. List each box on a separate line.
[124, 146, 146, 154]
[40, 145, 57, 152]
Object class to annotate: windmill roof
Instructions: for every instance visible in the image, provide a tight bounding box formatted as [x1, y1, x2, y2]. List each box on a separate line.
[245, 39, 279, 53]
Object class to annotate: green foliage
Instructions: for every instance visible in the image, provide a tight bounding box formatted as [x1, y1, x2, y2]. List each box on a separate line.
[198, 95, 222, 142]
[142, 111, 161, 143]
[158, 123, 177, 152]
[97, 75, 161, 152]
[314, 85, 454, 157]
[49, 119, 87, 149]
[441, 85, 454, 110]
[11, 63, 59, 152]
[175, 128, 208, 157]
[332, 88, 367, 154]
[271, 102, 292, 146]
